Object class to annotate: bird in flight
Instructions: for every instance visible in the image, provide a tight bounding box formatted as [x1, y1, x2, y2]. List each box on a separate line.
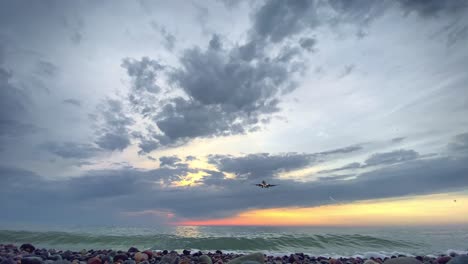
[255, 180, 277, 188]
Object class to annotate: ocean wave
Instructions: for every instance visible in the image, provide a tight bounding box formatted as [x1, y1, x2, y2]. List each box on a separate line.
[0, 229, 466, 257]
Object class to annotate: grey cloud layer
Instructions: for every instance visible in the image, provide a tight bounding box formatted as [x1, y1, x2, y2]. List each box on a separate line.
[1, 134, 468, 223]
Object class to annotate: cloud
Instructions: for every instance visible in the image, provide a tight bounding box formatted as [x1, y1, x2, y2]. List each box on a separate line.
[122, 57, 164, 95]
[448, 132, 468, 154]
[299, 37, 317, 51]
[208, 152, 315, 180]
[94, 99, 134, 151]
[338, 64, 355, 78]
[186, 155, 197, 161]
[317, 145, 362, 155]
[63, 98, 82, 107]
[1, 133, 468, 223]
[159, 155, 183, 167]
[364, 149, 420, 166]
[40, 142, 101, 159]
[207, 145, 364, 180]
[0, 62, 37, 139]
[35, 60, 58, 77]
[391, 137, 406, 143]
[252, 0, 318, 43]
[397, 0, 468, 18]
[318, 162, 362, 174]
[118, 32, 307, 153]
[151, 22, 176, 51]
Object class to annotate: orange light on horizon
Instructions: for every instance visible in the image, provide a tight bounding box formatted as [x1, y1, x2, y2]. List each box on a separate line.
[176, 192, 468, 226]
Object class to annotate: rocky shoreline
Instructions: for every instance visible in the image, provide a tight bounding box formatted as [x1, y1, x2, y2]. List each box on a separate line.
[1, 244, 467, 264]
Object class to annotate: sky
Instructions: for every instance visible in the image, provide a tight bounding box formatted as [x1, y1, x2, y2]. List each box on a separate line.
[0, 0, 468, 227]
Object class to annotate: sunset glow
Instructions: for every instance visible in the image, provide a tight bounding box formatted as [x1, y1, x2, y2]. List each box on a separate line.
[177, 192, 468, 226]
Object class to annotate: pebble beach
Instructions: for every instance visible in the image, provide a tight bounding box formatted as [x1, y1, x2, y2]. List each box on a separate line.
[1, 244, 468, 264]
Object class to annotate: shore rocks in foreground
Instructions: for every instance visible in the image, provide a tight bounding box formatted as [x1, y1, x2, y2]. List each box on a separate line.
[1, 244, 468, 264]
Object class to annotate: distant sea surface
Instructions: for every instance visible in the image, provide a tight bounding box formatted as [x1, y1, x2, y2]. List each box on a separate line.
[1, 226, 467, 257]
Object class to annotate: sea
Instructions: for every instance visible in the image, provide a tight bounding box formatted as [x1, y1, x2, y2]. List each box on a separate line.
[0, 225, 467, 258]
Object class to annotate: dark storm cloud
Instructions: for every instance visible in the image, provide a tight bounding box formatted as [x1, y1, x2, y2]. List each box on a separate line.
[40, 142, 101, 159]
[63, 98, 82, 107]
[94, 99, 134, 151]
[120, 32, 306, 153]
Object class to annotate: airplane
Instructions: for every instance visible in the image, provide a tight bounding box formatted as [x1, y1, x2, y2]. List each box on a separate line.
[255, 180, 277, 188]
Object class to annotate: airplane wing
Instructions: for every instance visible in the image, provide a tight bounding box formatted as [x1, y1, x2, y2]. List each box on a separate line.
[254, 184, 262, 186]
[267, 184, 277, 187]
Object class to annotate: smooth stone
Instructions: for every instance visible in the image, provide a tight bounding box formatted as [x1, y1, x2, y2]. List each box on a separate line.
[100, 256, 111, 264]
[384, 258, 421, 264]
[447, 256, 468, 264]
[240, 261, 261, 264]
[365, 261, 380, 264]
[330, 259, 343, 264]
[19, 245, 35, 254]
[1, 258, 16, 264]
[21, 257, 43, 264]
[227, 253, 264, 264]
[159, 254, 179, 264]
[48, 256, 62, 261]
[179, 258, 190, 264]
[128, 248, 139, 254]
[114, 255, 129, 263]
[198, 255, 212, 264]
[143, 252, 153, 260]
[87, 257, 101, 264]
[438, 257, 452, 264]
[124, 260, 136, 264]
[53, 261, 71, 264]
[135, 253, 148, 264]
